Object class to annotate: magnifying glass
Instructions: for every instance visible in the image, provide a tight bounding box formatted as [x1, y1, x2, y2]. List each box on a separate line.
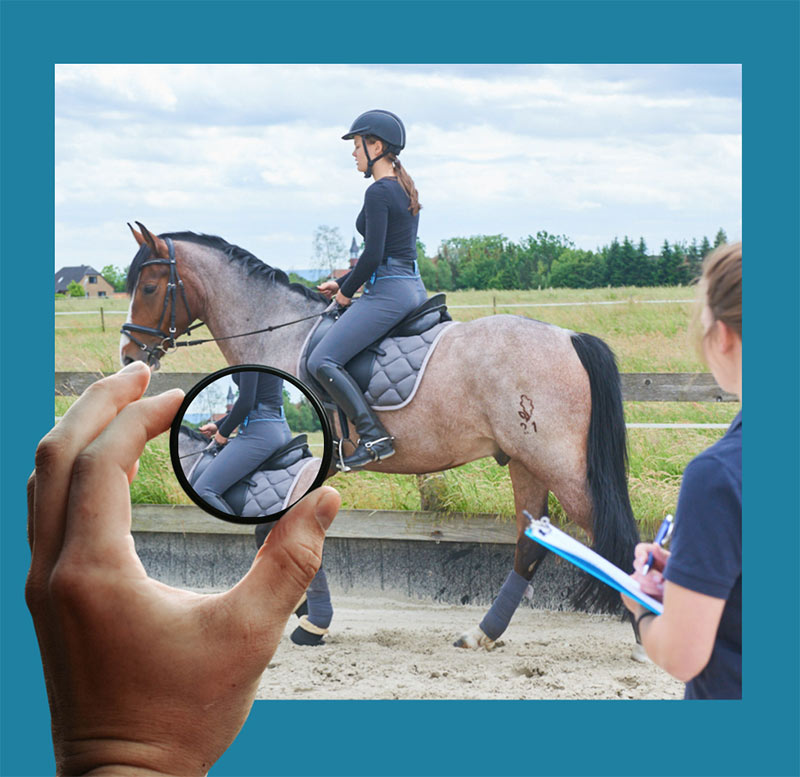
[170, 365, 332, 525]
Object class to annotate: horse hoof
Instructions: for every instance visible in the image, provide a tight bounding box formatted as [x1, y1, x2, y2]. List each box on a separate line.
[290, 627, 325, 646]
[453, 626, 495, 651]
[630, 642, 650, 663]
[290, 615, 328, 647]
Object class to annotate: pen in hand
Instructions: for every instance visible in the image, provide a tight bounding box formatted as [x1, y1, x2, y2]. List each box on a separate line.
[641, 514, 674, 576]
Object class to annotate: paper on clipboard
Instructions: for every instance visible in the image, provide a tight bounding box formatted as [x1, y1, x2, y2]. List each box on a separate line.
[523, 513, 663, 615]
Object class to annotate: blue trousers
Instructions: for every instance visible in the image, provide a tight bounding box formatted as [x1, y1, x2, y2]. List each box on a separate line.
[307, 258, 427, 378]
[193, 405, 291, 501]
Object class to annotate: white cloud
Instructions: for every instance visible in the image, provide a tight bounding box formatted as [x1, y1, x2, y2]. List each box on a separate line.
[55, 64, 741, 271]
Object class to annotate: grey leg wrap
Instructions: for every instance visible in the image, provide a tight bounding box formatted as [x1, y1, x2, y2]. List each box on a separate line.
[479, 570, 529, 641]
[306, 567, 333, 630]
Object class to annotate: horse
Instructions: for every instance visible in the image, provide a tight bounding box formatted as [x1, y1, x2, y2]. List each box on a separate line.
[120, 223, 640, 650]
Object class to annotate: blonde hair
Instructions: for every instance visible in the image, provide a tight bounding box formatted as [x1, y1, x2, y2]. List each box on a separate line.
[692, 241, 742, 357]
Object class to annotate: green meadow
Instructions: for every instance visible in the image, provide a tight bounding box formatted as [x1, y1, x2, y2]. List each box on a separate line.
[55, 287, 738, 535]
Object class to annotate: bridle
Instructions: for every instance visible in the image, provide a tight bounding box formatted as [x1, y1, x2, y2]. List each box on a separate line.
[121, 237, 330, 366]
[121, 238, 203, 365]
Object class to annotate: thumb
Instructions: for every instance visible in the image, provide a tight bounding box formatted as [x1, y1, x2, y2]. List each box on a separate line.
[229, 487, 340, 627]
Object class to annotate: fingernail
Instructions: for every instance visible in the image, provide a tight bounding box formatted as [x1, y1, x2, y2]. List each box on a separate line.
[314, 488, 340, 532]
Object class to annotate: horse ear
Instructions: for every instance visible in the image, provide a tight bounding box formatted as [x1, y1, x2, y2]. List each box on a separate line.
[128, 222, 146, 246]
[135, 221, 169, 259]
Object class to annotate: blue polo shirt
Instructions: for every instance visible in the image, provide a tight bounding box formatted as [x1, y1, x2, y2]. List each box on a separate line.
[664, 411, 742, 699]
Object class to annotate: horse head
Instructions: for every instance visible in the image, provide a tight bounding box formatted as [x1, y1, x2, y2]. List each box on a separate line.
[120, 222, 200, 369]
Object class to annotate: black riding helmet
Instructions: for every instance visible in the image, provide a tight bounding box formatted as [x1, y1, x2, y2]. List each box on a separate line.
[343, 109, 406, 178]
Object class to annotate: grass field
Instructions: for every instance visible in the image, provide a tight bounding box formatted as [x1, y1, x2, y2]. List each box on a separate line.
[54, 287, 738, 535]
[55, 286, 705, 373]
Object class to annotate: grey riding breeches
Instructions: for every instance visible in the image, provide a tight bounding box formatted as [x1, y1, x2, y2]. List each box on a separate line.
[307, 258, 427, 377]
[192, 404, 291, 500]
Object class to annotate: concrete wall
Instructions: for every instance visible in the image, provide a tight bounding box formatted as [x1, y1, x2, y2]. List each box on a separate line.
[133, 505, 589, 611]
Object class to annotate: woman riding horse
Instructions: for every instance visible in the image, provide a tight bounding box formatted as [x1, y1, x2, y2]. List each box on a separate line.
[193, 370, 291, 516]
[310, 109, 427, 471]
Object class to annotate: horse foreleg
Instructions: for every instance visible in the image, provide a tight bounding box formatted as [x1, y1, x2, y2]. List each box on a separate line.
[290, 566, 333, 646]
[454, 462, 549, 650]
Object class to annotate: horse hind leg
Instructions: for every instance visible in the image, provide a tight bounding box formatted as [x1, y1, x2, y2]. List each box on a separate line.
[454, 462, 549, 650]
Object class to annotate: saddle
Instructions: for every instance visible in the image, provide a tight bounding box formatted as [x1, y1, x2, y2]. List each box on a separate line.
[189, 435, 319, 519]
[299, 293, 454, 412]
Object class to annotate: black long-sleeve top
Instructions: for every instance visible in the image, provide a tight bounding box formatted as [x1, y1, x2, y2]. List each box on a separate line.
[216, 371, 283, 438]
[338, 177, 419, 298]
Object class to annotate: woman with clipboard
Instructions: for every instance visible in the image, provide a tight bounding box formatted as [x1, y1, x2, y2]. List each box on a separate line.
[621, 242, 742, 700]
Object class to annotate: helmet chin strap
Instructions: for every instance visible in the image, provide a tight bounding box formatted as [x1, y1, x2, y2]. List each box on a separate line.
[362, 135, 390, 178]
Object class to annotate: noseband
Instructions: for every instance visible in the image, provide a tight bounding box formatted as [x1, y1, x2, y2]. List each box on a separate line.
[120, 238, 202, 365]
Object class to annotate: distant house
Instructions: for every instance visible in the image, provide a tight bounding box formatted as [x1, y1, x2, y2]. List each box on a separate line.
[55, 265, 114, 297]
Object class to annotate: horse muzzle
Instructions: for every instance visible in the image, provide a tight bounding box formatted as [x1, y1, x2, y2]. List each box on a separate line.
[119, 324, 168, 370]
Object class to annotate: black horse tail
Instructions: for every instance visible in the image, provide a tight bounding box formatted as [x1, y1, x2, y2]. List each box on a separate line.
[570, 332, 640, 613]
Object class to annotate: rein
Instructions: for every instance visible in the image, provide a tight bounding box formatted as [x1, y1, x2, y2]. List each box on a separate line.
[121, 237, 327, 365]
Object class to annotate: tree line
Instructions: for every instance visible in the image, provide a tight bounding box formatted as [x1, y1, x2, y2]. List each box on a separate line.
[415, 228, 729, 291]
[282, 390, 323, 433]
[310, 224, 729, 291]
[90, 225, 731, 298]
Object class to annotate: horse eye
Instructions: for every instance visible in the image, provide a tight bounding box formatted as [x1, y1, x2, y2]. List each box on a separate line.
[143, 284, 157, 295]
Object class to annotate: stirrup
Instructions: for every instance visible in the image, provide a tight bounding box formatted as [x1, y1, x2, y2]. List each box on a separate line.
[363, 436, 394, 456]
[336, 437, 352, 473]
[337, 435, 395, 472]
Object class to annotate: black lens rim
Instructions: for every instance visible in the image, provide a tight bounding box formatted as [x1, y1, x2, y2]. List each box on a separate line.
[169, 364, 332, 525]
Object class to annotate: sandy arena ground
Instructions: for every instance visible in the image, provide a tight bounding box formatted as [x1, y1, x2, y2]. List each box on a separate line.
[257, 594, 683, 700]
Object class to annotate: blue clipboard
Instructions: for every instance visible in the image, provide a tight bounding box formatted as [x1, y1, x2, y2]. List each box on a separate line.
[524, 512, 663, 614]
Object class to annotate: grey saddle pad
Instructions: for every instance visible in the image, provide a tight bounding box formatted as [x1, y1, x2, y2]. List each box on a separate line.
[363, 321, 455, 408]
[301, 319, 456, 411]
[239, 457, 321, 518]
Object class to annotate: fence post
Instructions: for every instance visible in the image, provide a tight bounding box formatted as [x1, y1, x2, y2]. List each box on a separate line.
[417, 473, 449, 512]
[100, 307, 105, 332]
[492, 295, 496, 315]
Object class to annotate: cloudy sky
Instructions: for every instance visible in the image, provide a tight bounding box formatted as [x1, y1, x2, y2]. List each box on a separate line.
[186, 373, 309, 417]
[55, 64, 741, 274]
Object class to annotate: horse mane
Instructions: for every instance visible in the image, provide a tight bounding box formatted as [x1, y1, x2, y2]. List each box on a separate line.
[180, 425, 210, 442]
[162, 231, 326, 303]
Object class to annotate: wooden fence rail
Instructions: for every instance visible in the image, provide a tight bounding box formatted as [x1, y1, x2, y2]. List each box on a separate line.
[132, 504, 518, 544]
[56, 371, 737, 403]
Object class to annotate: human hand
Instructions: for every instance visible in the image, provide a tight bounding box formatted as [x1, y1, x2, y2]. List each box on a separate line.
[199, 422, 217, 437]
[214, 430, 228, 445]
[316, 280, 339, 299]
[335, 290, 352, 307]
[26, 361, 341, 776]
[625, 541, 671, 605]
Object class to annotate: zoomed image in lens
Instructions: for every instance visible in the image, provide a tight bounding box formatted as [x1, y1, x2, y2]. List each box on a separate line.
[170, 365, 331, 524]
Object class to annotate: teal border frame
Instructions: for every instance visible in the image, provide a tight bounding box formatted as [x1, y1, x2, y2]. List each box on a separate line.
[2, 2, 797, 775]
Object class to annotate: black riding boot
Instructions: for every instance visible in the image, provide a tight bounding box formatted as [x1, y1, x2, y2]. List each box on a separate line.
[316, 363, 395, 470]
